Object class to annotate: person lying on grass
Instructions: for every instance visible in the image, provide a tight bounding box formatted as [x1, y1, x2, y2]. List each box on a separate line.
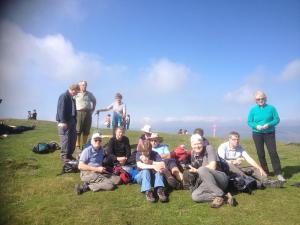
[188, 134, 234, 208]
[75, 132, 121, 195]
[135, 140, 168, 203]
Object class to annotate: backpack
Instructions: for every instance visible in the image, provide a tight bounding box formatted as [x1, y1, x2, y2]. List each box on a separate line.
[112, 165, 131, 184]
[57, 160, 79, 175]
[32, 141, 60, 154]
[182, 170, 202, 191]
[229, 173, 257, 194]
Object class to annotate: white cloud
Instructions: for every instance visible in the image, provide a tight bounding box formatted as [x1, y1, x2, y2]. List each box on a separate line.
[224, 84, 255, 104]
[224, 67, 265, 104]
[280, 59, 300, 80]
[143, 58, 191, 93]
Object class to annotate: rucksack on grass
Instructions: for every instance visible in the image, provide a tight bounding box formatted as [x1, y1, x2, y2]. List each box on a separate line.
[32, 141, 60, 154]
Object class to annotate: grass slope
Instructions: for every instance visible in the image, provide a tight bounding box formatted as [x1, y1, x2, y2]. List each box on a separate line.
[0, 119, 300, 225]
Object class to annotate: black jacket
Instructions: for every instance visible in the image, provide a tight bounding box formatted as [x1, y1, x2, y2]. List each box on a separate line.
[56, 90, 76, 123]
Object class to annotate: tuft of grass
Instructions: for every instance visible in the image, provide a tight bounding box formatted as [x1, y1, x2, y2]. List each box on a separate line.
[0, 119, 300, 225]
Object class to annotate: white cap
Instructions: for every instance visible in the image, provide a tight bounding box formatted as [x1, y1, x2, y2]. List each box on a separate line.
[190, 134, 203, 145]
[92, 132, 102, 139]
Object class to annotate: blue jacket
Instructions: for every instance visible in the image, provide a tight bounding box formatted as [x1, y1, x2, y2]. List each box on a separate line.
[56, 90, 77, 123]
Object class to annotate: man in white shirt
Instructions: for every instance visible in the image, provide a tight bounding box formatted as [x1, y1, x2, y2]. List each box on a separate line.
[218, 131, 283, 188]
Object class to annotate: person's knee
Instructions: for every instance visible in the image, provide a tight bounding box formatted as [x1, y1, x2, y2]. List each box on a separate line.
[198, 167, 209, 176]
[191, 191, 202, 202]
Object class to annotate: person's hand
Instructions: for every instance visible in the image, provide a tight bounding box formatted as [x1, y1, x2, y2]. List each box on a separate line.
[153, 163, 165, 173]
[262, 124, 269, 129]
[256, 125, 263, 130]
[58, 123, 67, 129]
[117, 157, 127, 164]
[96, 166, 106, 173]
[95, 110, 100, 115]
[189, 165, 198, 173]
[140, 155, 150, 164]
[259, 168, 267, 177]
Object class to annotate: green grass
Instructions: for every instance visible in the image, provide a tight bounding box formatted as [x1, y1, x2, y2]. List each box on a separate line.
[0, 119, 300, 225]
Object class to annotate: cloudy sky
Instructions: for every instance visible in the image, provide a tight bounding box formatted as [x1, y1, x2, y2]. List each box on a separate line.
[0, 0, 300, 133]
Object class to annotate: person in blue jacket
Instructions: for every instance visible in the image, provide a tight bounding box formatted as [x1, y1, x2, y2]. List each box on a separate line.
[247, 91, 285, 182]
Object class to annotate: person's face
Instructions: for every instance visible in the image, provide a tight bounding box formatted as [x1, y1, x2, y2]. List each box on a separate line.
[151, 139, 159, 148]
[69, 88, 78, 96]
[115, 128, 124, 140]
[229, 135, 240, 149]
[79, 82, 87, 92]
[115, 97, 121, 104]
[192, 141, 204, 153]
[92, 138, 102, 149]
[255, 94, 266, 106]
[145, 132, 151, 138]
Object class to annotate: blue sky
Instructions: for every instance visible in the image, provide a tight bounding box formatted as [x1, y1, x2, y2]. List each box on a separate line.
[0, 0, 300, 134]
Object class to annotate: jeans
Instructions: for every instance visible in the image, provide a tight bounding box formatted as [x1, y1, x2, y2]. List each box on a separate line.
[135, 169, 165, 192]
[252, 132, 282, 175]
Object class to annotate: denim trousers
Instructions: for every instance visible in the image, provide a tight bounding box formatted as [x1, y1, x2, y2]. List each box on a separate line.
[135, 169, 165, 192]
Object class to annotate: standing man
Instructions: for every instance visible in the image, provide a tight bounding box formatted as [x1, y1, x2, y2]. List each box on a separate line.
[74, 80, 97, 150]
[56, 84, 79, 162]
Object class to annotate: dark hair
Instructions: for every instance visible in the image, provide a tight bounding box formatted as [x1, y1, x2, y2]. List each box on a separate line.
[193, 128, 204, 136]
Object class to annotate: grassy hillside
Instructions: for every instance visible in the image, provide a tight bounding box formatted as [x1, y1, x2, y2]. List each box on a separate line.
[0, 119, 300, 225]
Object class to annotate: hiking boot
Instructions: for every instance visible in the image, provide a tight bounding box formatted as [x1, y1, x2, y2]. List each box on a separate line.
[75, 183, 89, 195]
[157, 188, 168, 203]
[263, 179, 284, 188]
[224, 192, 237, 207]
[277, 174, 286, 182]
[145, 190, 156, 203]
[211, 196, 224, 208]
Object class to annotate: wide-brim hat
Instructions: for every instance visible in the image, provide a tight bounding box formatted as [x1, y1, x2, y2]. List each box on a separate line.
[141, 124, 152, 133]
[148, 133, 163, 142]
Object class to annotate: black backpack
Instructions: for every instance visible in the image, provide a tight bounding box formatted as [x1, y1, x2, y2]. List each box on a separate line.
[57, 160, 79, 176]
[32, 141, 60, 154]
[229, 173, 257, 194]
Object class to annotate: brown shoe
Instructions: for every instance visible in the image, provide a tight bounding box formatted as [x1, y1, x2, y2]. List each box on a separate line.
[211, 196, 224, 208]
[225, 192, 237, 207]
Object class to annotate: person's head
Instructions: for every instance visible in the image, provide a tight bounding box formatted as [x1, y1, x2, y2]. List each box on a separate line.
[108, 114, 111, 117]
[141, 124, 152, 138]
[255, 90, 267, 107]
[137, 139, 152, 157]
[68, 84, 79, 96]
[33, 109, 36, 113]
[149, 133, 163, 148]
[115, 93, 122, 104]
[91, 132, 102, 150]
[193, 128, 204, 136]
[190, 134, 204, 153]
[79, 80, 87, 92]
[115, 127, 124, 140]
[228, 131, 240, 149]
[28, 111, 31, 114]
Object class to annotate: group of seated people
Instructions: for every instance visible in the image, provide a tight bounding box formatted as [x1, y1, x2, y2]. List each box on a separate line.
[74, 125, 284, 208]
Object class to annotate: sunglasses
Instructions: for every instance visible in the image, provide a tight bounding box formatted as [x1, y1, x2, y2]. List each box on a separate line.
[256, 98, 265, 101]
[94, 139, 102, 142]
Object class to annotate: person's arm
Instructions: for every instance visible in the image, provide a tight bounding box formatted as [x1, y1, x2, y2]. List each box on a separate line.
[96, 103, 113, 114]
[125, 137, 131, 159]
[90, 92, 97, 111]
[262, 106, 280, 129]
[247, 107, 258, 130]
[137, 160, 164, 172]
[78, 161, 107, 173]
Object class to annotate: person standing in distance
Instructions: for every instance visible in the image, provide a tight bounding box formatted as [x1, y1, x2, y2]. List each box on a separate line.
[74, 80, 97, 150]
[56, 84, 79, 162]
[96, 93, 126, 136]
[247, 90, 285, 182]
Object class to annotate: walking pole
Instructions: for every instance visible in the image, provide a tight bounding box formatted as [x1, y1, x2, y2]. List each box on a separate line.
[96, 112, 100, 132]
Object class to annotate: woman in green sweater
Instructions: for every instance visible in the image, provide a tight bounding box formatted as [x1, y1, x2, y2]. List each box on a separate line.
[247, 91, 285, 182]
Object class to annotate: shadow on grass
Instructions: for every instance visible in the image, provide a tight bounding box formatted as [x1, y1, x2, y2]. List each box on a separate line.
[282, 165, 300, 179]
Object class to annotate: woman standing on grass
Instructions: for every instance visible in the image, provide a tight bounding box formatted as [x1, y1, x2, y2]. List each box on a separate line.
[247, 91, 285, 182]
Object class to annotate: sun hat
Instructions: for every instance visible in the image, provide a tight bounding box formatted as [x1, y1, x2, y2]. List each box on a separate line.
[190, 134, 203, 145]
[148, 133, 163, 142]
[141, 124, 152, 133]
[92, 132, 102, 140]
